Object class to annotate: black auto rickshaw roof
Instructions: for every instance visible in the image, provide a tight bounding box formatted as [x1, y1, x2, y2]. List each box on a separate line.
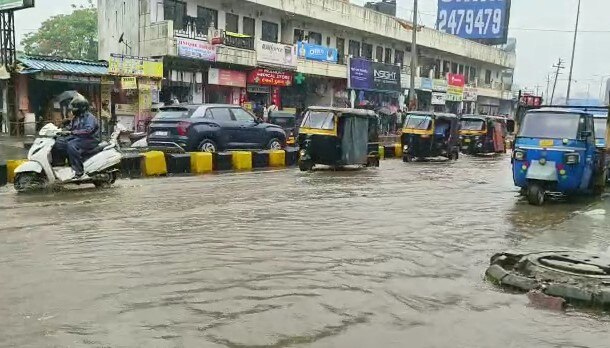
[407, 111, 458, 120]
[461, 114, 509, 121]
[307, 106, 378, 119]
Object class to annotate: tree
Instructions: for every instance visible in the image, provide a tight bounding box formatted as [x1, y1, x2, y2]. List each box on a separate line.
[21, 1, 98, 61]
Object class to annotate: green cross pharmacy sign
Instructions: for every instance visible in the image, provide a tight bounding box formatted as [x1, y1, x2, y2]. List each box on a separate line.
[0, 0, 34, 12]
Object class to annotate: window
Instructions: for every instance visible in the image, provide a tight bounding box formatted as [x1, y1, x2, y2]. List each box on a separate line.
[469, 67, 477, 84]
[336, 38, 345, 64]
[384, 48, 392, 64]
[225, 13, 238, 33]
[155, 107, 193, 119]
[293, 28, 305, 44]
[232, 108, 255, 122]
[308, 31, 322, 45]
[163, 0, 186, 31]
[451, 62, 458, 74]
[197, 7, 218, 30]
[262, 21, 279, 42]
[243, 17, 255, 37]
[485, 70, 492, 84]
[348, 40, 360, 57]
[210, 108, 233, 122]
[394, 50, 404, 66]
[375, 46, 383, 62]
[362, 43, 373, 59]
[326, 37, 331, 46]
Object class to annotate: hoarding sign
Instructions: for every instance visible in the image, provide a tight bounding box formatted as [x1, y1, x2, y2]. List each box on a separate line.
[433, 78, 448, 92]
[446, 73, 465, 102]
[247, 68, 293, 87]
[0, 0, 34, 11]
[297, 42, 338, 63]
[432, 92, 447, 105]
[108, 54, 163, 78]
[208, 68, 246, 88]
[177, 38, 216, 61]
[348, 58, 401, 92]
[463, 87, 478, 102]
[256, 41, 297, 70]
[436, 0, 511, 44]
[420, 78, 433, 91]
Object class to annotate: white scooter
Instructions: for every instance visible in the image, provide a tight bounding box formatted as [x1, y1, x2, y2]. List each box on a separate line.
[14, 123, 126, 193]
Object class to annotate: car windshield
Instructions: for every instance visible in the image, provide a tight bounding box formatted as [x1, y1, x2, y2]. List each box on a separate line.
[154, 108, 195, 119]
[594, 118, 607, 139]
[519, 112, 581, 139]
[270, 117, 295, 128]
[460, 119, 485, 131]
[404, 115, 432, 130]
[301, 111, 335, 130]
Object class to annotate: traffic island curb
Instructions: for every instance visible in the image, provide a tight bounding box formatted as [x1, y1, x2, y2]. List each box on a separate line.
[0, 163, 7, 187]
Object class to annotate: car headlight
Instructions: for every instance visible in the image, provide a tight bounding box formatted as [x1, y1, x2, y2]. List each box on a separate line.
[514, 150, 526, 161]
[564, 153, 580, 165]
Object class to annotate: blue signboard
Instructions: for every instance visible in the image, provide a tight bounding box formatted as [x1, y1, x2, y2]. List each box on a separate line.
[297, 42, 338, 63]
[436, 0, 511, 43]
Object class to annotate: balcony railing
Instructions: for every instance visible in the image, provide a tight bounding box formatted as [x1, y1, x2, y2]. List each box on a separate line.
[174, 16, 208, 40]
[212, 30, 255, 51]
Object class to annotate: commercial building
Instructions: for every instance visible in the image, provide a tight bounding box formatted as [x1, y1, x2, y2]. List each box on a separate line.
[98, 0, 516, 115]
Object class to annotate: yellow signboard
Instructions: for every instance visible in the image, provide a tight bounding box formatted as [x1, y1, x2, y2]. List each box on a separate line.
[121, 77, 138, 90]
[109, 54, 163, 78]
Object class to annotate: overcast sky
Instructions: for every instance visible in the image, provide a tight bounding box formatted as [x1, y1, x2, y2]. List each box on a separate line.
[15, 0, 609, 100]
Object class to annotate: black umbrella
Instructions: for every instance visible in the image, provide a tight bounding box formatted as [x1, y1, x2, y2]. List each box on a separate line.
[376, 106, 395, 116]
[54, 90, 83, 104]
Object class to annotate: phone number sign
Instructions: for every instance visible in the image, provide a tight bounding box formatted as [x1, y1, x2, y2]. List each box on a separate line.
[436, 0, 510, 42]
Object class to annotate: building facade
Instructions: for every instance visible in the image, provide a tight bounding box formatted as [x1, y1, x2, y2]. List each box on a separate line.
[98, 0, 516, 115]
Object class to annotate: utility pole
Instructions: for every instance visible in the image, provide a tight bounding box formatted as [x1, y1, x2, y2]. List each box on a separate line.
[566, 0, 581, 103]
[533, 84, 543, 96]
[545, 74, 551, 101]
[551, 58, 565, 104]
[409, 0, 418, 110]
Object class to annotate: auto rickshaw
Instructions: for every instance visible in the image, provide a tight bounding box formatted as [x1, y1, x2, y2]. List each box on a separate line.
[459, 115, 510, 155]
[297, 107, 380, 171]
[512, 107, 607, 205]
[268, 111, 297, 146]
[401, 112, 460, 162]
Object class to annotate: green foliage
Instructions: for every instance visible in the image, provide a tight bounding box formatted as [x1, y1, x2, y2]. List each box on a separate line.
[21, 0, 98, 61]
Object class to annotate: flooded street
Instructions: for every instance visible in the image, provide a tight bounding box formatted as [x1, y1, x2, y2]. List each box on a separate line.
[2, 155, 610, 347]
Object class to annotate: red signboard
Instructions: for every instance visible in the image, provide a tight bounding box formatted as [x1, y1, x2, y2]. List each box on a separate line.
[208, 68, 246, 88]
[447, 73, 465, 87]
[520, 95, 542, 107]
[247, 68, 293, 87]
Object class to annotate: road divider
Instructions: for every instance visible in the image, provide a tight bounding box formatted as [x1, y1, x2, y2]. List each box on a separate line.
[1, 146, 401, 188]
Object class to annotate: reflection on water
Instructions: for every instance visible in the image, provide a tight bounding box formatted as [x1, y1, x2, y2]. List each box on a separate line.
[1, 156, 610, 347]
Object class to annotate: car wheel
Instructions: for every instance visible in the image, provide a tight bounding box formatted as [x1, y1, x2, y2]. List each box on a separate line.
[267, 138, 283, 150]
[198, 139, 217, 153]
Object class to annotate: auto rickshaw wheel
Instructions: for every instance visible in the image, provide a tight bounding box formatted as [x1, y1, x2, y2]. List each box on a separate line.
[527, 184, 545, 206]
[403, 154, 413, 163]
[449, 151, 459, 161]
[299, 160, 314, 172]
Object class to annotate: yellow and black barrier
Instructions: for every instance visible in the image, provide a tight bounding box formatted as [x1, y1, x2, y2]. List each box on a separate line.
[1, 145, 408, 187]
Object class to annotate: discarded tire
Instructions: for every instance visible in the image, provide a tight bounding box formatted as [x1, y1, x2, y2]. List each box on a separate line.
[486, 251, 610, 307]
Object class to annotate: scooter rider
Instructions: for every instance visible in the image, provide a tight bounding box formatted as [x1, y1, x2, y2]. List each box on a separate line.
[53, 95, 99, 178]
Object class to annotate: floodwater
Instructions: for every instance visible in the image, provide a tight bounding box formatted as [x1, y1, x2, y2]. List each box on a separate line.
[1, 156, 610, 347]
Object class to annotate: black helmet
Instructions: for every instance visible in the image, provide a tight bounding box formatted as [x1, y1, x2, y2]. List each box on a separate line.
[70, 94, 90, 114]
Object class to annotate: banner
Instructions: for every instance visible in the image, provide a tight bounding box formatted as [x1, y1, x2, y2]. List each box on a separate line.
[463, 87, 478, 102]
[256, 41, 297, 70]
[348, 58, 401, 92]
[436, 0, 511, 45]
[208, 68, 246, 88]
[178, 38, 216, 61]
[109, 54, 163, 78]
[432, 92, 447, 105]
[247, 68, 293, 87]
[420, 78, 433, 91]
[433, 79, 448, 92]
[297, 42, 338, 63]
[446, 73, 465, 102]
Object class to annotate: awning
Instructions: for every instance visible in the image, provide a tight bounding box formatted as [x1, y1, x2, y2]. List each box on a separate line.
[17, 55, 108, 76]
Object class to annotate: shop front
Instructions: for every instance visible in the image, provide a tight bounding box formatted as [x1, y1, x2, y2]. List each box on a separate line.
[13, 55, 108, 136]
[463, 87, 478, 114]
[206, 68, 247, 105]
[416, 78, 433, 111]
[446, 73, 465, 114]
[108, 54, 163, 132]
[477, 96, 500, 115]
[431, 78, 448, 112]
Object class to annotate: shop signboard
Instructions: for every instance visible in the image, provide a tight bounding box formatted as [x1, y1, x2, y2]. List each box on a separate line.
[0, 0, 34, 11]
[463, 87, 478, 102]
[297, 41, 338, 63]
[436, 0, 511, 45]
[108, 54, 163, 78]
[256, 41, 297, 70]
[420, 78, 433, 91]
[247, 85, 270, 94]
[121, 77, 137, 90]
[446, 73, 465, 102]
[208, 68, 246, 88]
[432, 78, 448, 92]
[247, 68, 293, 87]
[432, 92, 447, 105]
[348, 58, 401, 92]
[177, 38, 216, 61]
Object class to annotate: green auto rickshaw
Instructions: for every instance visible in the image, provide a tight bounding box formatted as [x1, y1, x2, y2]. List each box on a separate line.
[297, 107, 380, 171]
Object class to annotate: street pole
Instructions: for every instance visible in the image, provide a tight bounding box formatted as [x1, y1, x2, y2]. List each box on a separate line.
[545, 74, 551, 101]
[566, 0, 581, 103]
[551, 58, 565, 104]
[409, 0, 418, 110]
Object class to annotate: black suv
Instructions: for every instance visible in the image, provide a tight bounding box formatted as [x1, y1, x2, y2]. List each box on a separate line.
[147, 104, 287, 152]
